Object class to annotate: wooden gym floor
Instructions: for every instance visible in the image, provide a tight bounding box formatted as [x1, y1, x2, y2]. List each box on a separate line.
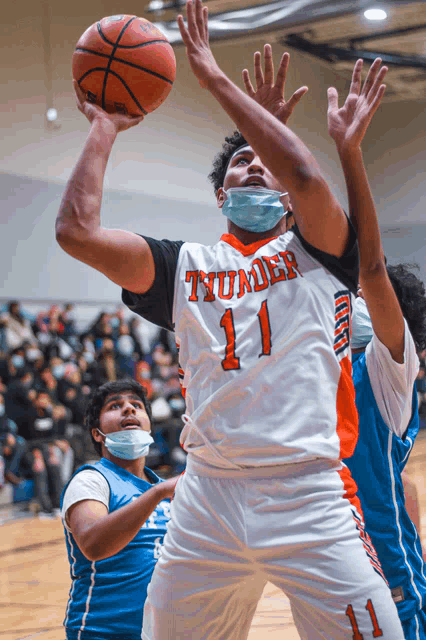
[2, 430, 426, 640]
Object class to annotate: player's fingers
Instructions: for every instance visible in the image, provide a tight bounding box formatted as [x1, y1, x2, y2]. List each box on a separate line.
[132, 115, 145, 126]
[195, 0, 204, 40]
[349, 59, 363, 96]
[368, 65, 388, 103]
[254, 51, 264, 88]
[203, 5, 209, 42]
[286, 86, 308, 112]
[370, 83, 386, 112]
[327, 86, 339, 111]
[73, 80, 85, 105]
[361, 57, 381, 96]
[242, 69, 256, 97]
[275, 52, 290, 94]
[186, 0, 198, 41]
[177, 14, 191, 46]
[263, 44, 274, 85]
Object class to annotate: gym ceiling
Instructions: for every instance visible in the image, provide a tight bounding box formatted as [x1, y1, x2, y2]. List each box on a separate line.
[143, 0, 426, 102]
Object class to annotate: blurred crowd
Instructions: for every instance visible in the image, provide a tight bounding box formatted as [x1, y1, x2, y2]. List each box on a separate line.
[0, 300, 187, 517]
[2, 298, 426, 518]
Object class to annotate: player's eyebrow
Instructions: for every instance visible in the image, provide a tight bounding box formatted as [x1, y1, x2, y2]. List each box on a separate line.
[231, 148, 253, 163]
[104, 394, 142, 406]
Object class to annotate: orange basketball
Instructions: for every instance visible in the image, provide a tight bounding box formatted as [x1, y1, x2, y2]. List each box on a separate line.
[72, 15, 176, 116]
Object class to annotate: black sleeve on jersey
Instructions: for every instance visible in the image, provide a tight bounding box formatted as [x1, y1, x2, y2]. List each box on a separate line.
[121, 236, 184, 331]
[292, 217, 359, 294]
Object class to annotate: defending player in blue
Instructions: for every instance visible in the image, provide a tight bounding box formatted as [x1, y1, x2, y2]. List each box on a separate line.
[60, 379, 179, 640]
[327, 58, 426, 638]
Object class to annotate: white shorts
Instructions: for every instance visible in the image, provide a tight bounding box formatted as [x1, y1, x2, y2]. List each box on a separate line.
[142, 457, 404, 640]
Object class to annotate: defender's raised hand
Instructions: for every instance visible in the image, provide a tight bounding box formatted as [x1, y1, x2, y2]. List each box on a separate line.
[73, 80, 144, 133]
[177, 0, 222, 89]
[242, 46, 308, 125]
[327, 58, 387, 153]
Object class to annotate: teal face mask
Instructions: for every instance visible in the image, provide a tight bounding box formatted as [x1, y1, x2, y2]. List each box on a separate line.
[351, 297, 373, 349]
[98, 428, 154, 460]
[222, 187, 288, 233]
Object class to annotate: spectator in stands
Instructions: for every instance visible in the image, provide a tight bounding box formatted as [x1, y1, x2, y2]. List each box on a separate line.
[4, 367, 36, 433]
[21, 390, 65, 516]
[92, 338, 122, 385]
[86, 312, 114, 350]
[116, 323, 136, 378]
[60, 303, 77, 339]
[0, 392, 27, 486]
[128, 317, 145, 359]
[36, 364, 61, 403]
[0, 301, 38, 350]
[59, 365, 90, 427]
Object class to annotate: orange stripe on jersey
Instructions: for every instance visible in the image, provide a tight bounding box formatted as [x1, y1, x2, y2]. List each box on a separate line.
[334, 335, 348, 352]
[335, 308, 349, 322]
[336, 355, 359, 459]
[338, 465, 363, 516]
[220, 233, 278, 257]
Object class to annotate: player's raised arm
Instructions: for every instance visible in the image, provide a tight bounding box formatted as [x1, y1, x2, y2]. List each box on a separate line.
[327, 58, 405, 362]
[55, 82, 155, 294]
[178, 0, 349, 257]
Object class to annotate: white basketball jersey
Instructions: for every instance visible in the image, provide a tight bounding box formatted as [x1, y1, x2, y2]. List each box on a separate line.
[122, 228, 358, 469]
[171, 230, 358, 468]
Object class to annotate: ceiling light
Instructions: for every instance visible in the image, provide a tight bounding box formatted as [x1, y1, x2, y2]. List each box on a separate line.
[46, 107, 58, 122]
[364, 8, 388, 21]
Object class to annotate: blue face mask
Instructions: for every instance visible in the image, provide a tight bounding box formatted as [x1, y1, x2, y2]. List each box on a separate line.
[52, 364, 65, 379]
[0, 405, 5, 417]
[11, 355, 24, 368]
[222, 187, 288, 233]
[98, 428, 154, 460]
[352, 297, 374, 350]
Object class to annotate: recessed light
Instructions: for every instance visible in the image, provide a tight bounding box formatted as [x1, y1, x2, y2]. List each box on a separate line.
[46, 107, 58, 122]
[364, 8, 388, 21]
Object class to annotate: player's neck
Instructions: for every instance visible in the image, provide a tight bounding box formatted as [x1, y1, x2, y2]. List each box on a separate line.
[227, 218, 287, 246]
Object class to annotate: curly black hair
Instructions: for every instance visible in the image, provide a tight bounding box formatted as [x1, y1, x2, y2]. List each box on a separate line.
[85, 379, 152, 457]
[387, 263, 426, 352]
[208, 130, 247, 195]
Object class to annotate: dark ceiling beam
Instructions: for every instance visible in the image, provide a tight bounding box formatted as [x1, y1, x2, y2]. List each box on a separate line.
[284, 34, 426, 69]
[349, 23, 426, 46]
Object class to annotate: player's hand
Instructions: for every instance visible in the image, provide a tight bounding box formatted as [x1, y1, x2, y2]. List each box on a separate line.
[177, 0, 222, 89]
[242, 46, 308, 125]
[73, 80, 144, 133]
[159, 474, 181, 500]
[327, 58, 387, 154]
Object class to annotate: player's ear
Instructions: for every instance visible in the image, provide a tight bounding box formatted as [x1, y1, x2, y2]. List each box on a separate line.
[285, 205, 295, 232]
[92, 427, 103, 444]
[217, 187, 226, 209]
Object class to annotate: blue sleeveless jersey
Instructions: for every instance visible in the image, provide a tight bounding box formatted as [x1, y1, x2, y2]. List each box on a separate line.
[61, 458, 170, 639]
[345, 352, 426, 622]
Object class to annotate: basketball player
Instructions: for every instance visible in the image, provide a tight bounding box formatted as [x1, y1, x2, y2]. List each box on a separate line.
[61, 379, 179, 640]
[326, 58, 426, 637]
[56, 1, 404, 637]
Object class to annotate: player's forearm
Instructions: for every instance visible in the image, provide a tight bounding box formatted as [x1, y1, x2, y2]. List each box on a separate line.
[55, 119, 117, 250]
[338, 146, 384, 274]
[206, 71, 320, 192]
[78, 482, 168, 561]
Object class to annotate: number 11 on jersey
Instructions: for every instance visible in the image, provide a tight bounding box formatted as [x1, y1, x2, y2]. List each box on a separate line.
[220, 300, 272, 371]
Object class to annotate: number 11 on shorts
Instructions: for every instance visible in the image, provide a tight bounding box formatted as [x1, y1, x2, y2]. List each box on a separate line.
[346, 599, 383, 639]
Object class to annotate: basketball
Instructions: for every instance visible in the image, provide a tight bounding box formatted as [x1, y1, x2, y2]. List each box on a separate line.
[72, 15, 176, 116]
